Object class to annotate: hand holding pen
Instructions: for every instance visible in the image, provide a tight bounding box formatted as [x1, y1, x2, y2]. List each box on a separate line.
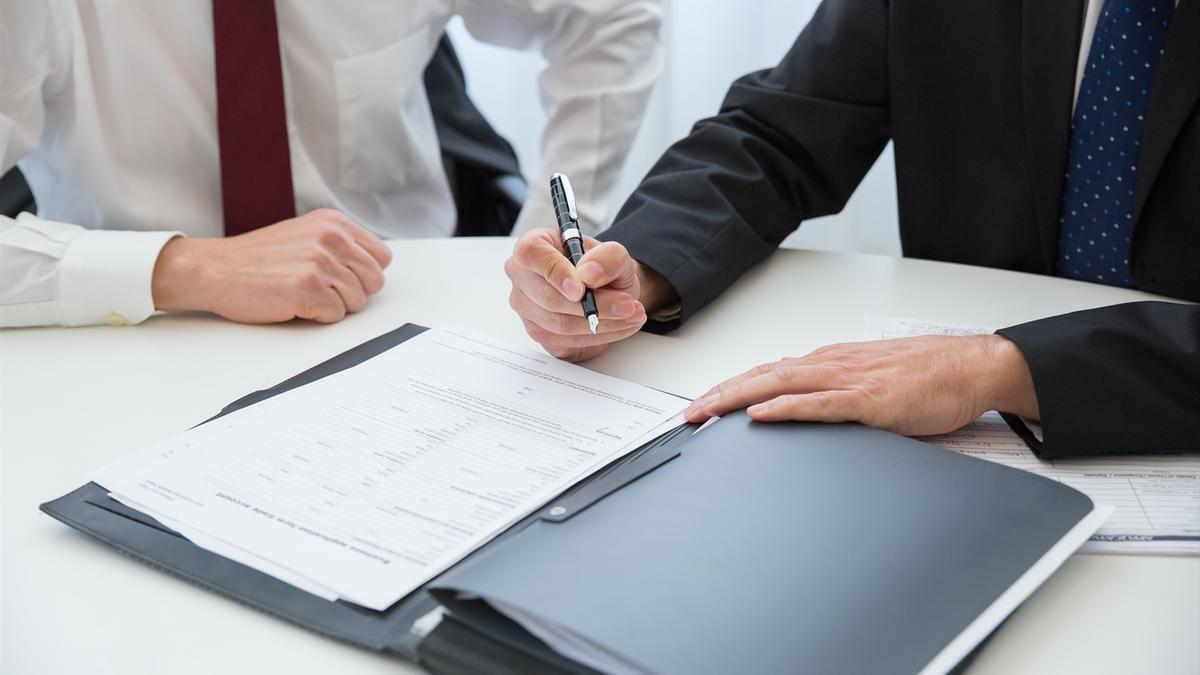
[502, 174, 661, 362]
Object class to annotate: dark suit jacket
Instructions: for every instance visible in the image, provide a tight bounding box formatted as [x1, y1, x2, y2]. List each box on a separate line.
[600, 0, 1200, 457]
[424, 35, 525, 236]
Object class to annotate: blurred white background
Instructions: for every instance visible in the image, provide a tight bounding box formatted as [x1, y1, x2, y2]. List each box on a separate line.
[446, 0, 901, 256]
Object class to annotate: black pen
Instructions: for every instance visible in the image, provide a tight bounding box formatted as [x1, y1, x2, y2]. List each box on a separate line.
[550, 173, 600, 334]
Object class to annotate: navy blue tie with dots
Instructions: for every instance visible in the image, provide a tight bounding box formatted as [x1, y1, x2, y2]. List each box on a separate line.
[1057, 0, 1175, 286]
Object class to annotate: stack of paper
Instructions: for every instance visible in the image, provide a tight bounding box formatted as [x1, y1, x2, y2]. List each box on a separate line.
[93, 327, 688, 609]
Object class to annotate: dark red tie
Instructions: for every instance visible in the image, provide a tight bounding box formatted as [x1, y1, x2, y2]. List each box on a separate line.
[212, 0, 296, 236]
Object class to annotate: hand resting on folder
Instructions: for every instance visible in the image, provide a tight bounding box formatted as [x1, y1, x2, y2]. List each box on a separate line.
[505, 228, 1040, 437]
[683, 334, 1039, 436]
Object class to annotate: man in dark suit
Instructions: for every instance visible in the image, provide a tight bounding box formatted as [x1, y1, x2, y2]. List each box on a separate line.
[504, 0, 1199, 457]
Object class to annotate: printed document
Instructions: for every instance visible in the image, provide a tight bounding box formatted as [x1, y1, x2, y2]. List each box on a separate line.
[94, 327, 687, 608]
[867, 315, 1200, 555]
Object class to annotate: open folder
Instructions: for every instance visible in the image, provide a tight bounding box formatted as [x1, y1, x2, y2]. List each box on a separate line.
[41, 323, 1107, 674]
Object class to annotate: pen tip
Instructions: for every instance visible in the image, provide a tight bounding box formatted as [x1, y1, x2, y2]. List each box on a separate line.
[588, 315, 599, 335]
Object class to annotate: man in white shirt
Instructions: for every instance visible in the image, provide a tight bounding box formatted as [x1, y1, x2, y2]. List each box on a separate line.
[0, 0, 662, 327]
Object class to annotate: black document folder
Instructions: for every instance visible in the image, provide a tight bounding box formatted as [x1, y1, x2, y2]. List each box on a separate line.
[40, 323, 691, 667]
[42, 323, 1101, 675]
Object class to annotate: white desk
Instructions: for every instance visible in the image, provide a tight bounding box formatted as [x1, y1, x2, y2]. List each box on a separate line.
[2, 238, 1196, 674]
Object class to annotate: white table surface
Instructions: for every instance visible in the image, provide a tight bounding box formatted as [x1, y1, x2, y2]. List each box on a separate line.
[1, 238, 1196, 675]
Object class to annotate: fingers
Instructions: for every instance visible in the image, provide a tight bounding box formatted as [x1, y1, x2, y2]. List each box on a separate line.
[295, 285, 347, 324]
[512, 230, 587, 301]
[309, 212, 385, 304]
[506, 264, 641, 319]
[510, 287, 646, 337]
[520, 318, 644, 358]
[747, 391, 868, 423]
[684, 363, 845, 422]
[289, 250, 362, 322]
[692, 361, 786, 403]
[575, 240, 638, 292]
[324, 258, 368, 314]
[302, 217, 378, 320]
[513, 284, 648, 333]
[316, 209, 393, 268]
[688, 345, 849, 402]
[334, 238, 387, 296]
[343, 221, 393, 268]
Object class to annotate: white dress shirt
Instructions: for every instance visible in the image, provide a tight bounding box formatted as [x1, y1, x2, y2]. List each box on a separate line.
[0, 0, 662, 327]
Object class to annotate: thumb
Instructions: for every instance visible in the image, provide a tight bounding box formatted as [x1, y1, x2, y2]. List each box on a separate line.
[513, 229, 587, 301]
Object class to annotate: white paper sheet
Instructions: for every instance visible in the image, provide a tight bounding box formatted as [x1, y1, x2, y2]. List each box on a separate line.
[110, 492, 342, 601]
[95, 327, 688, 609]
[866, 315, 1200, 555]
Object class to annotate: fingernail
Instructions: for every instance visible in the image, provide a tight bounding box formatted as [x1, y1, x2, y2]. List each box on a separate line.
[685, 394, 718, 418]
[613, 299, 634, 318]
[561, 278, 581, 299]
[627, 302, 646, 322]
[578, 262, 604, 284]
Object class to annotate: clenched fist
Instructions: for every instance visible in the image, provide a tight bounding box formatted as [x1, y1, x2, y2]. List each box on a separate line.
[151, 208, 392, 323]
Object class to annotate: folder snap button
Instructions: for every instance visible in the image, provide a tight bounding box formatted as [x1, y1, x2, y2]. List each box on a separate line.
[549, 506, 567, 517]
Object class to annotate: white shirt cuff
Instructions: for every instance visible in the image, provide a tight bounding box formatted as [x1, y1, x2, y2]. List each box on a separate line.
[1018, 417, 1045, 443]
[57, 226, 180, 326]
[649, 301, 682, 324]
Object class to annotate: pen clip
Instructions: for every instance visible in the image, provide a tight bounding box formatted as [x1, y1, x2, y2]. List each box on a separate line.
[552, 172, 578, 222]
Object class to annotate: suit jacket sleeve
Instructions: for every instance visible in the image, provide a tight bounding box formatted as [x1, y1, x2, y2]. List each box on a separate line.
[997, 301, 1200, 457]
[599, 0, 891, 329]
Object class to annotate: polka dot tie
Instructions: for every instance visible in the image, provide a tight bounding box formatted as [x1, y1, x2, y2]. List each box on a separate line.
[1056, 0, 1175, 286]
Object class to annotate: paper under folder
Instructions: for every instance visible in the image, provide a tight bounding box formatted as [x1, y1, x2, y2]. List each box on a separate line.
[41, 323, 1107, 674]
